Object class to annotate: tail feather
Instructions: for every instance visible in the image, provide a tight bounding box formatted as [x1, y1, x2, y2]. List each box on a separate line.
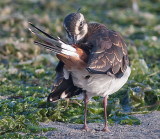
[28, 23, 78, 57]
[29, 22, 67, 43]
[34, 41, 62, 54]
[34, 41, 78, 57]
[28, 27, 61, 47]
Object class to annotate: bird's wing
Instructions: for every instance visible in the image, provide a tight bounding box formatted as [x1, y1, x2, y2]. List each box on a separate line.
[86, 29, 129, 78]
[47, 61, 83, 102]
[28, 23, 85, 101]
[28, 22, 88, 69]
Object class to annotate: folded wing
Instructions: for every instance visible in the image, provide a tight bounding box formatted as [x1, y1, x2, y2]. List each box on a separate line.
[86, 29, 129, 78]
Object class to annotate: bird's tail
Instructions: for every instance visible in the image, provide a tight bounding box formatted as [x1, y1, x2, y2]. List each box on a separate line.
[28, 22, 78, 58]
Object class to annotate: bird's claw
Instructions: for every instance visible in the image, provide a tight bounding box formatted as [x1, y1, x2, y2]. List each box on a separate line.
[102, 127, 110, 132]
[95, 127, 110, 132]
[82, 126, 91, 132]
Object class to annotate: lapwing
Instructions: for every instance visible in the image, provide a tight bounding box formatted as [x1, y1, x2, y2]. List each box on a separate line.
[29, 11, 131, 132]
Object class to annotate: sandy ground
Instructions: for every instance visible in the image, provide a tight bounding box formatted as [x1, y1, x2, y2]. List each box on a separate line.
[38, 111, 160, 139]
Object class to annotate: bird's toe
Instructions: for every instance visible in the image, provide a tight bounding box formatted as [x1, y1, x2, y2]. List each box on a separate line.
[102, 127, 110, 132]
[82, 126, 91, 132]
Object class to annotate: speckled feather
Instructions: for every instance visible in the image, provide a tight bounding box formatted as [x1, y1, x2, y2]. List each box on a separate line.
[85, 23, 129, 77]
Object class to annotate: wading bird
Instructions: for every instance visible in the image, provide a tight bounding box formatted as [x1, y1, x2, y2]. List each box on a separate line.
[29, 11, 131, 132]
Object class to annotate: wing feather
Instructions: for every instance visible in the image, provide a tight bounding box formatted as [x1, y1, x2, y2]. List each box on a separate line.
[87, 28, 128, 78]
[47, 61, 83, 102]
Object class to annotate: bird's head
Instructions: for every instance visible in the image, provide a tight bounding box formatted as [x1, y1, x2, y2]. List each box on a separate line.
[63, 13, 88, 44]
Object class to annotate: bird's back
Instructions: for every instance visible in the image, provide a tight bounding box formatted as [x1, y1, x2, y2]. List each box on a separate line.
[81, 22, 129, 78]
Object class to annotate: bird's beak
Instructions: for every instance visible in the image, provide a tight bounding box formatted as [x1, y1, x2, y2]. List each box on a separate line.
[72, 35, 77, 44]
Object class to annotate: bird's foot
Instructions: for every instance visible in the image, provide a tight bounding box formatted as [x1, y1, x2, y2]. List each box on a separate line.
[102, 127, 110, 132]
[95, 127, 110, 132]
[82, 125, 91, 132]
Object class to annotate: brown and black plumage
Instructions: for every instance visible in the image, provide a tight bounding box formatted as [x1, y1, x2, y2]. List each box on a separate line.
[82, 23, 129, 77]
[47, 61, 84, 102]
[29, 12, 131, 132]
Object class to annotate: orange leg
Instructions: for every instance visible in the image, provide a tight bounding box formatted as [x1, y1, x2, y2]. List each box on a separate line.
[82, 93, 90, 131]
[103, 96, 110, 132]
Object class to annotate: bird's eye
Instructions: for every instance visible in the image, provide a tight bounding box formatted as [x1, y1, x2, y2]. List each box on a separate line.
[80, 21, 83, 27]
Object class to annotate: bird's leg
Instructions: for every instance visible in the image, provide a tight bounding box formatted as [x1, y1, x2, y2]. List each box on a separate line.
[103, 95, 110, 132]
[82, 93, 90, 131]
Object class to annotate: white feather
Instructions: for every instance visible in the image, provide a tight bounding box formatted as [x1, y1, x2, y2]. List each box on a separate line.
[63, 67, 70, 79]
[61, 49, 79, 57]
[60, 92, 68, 99]
[58, 40, 76, 52]
[69, 66, 131, 99]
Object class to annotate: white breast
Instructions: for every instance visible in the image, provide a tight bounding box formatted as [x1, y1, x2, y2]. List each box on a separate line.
[67, 66, 131, 99]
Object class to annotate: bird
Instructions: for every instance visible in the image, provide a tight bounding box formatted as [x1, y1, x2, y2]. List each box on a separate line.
[29, 10, 131, 132]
